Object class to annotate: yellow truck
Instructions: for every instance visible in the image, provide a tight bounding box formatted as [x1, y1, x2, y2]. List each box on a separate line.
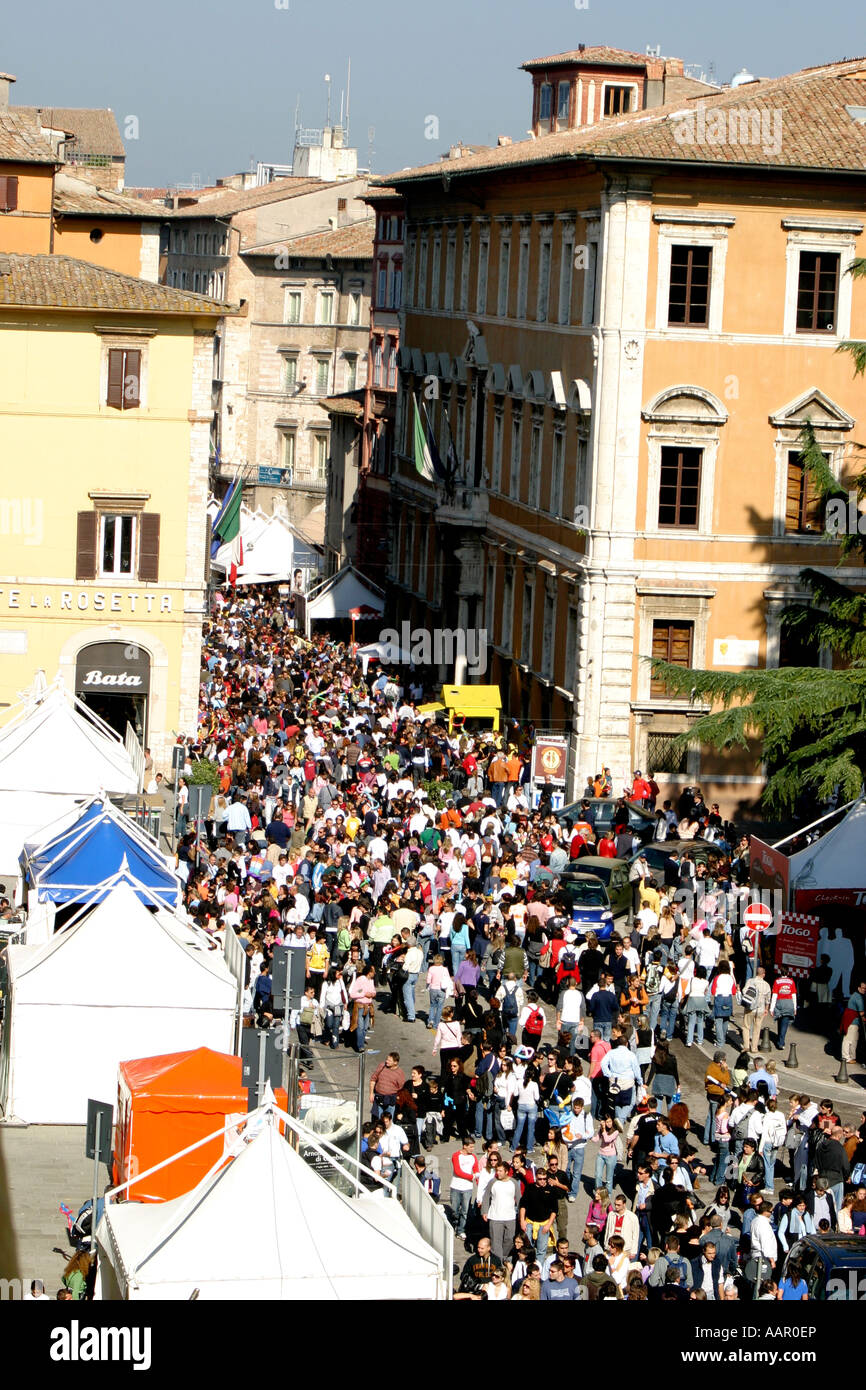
[417, 684, 502, 733]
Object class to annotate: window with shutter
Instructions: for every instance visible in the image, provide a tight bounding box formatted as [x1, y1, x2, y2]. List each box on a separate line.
[138, 513, 160, 583]
[650, 621, 694, 698]
[75, 511, 98, 581]
[106, 347, 141, 410]
[0, 176, 18, 212]
[785, 450, 824, 533]
[658, 447, 702, 527]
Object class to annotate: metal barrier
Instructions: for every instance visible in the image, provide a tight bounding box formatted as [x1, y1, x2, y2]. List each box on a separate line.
[400, 1160, 454, 1300]
[223, 924, 247, 1051]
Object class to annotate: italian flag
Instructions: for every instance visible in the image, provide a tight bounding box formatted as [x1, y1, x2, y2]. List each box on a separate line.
[219, 482, 243, 584]
[412, 394, 445, 482]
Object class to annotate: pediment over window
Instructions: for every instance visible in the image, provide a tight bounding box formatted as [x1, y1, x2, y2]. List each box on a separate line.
[487, 363, 507, 392]
[768, 387, 855, 432]
[410, 348, 425, 374]
[568, 378, 592, 413]
[506, 363, 523, 395]
[523, 368, 546, 401]
[547, 371, 567, 409]
[397, 345, 413, 370]
[642, 385, 727, 426]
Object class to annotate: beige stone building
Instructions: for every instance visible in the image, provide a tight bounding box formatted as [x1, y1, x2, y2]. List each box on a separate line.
[381, 49, 866, 815]
[162, 162, 372, 531]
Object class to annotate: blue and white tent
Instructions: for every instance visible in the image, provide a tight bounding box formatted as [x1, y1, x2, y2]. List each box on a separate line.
[22, 796, 180, 911]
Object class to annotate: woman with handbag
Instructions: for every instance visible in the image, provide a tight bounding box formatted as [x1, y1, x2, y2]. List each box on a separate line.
[684, 966, 711, 1048]
[647, 1039, 679, 1114]
[493, 1059, 518, 1144]
[318, 967, 348, 1049]
[710, 961, 738, 1046]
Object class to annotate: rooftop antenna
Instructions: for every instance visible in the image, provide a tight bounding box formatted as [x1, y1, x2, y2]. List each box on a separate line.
[346, 57, 351, 144]
[324, 73, 332, 129]
[293, 92, 301, 147]
[367, 124, 375, 173]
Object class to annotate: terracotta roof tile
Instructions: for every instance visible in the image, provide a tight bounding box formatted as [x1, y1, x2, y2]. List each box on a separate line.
[381, 58, 866, 184]
[242, 220, 374, 260]
[53, 175, 167, 220]
[0, 254, 231, 314]
[521, 45, 651, 71]
[0, 111, 58, 165]
[16, 106, 125, 157]
[168, 177, 326, 219]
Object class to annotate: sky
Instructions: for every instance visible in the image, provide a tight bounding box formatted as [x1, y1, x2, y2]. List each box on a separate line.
[3, 0, 864, 189]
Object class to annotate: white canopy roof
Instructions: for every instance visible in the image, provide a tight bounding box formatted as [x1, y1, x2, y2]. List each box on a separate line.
[212, 505, 320, 584]
[96, 1112, 444, 1300]
[305, 566, 385, 623]
[0, 677, 139, 878]
[1, 879, 236, 1123]
[789, 796, 866, 897]
[0, 676, 138, 795]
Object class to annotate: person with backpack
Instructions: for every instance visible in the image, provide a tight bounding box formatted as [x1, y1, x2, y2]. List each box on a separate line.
[473, 1043, 500, 1140]
[770, 971, 798, 1051]
[519, 991, 547, 1049]
[556, 976, 586, 1056]
[496, 973, 524, 1039]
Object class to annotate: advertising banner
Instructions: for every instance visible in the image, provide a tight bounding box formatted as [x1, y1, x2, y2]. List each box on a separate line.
[774, 912, 821, 978]
[531, 736, 568, 787]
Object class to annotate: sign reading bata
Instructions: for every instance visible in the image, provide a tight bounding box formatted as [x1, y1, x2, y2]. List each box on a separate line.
[76, 642, 151, 695]
[0, 588, 173, 613]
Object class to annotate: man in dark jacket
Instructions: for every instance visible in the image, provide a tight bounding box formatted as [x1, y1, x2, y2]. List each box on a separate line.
[815, 1128, 851, 1213]
[691, 1242, 725, 1300]
[700, 1214, 739, 1277]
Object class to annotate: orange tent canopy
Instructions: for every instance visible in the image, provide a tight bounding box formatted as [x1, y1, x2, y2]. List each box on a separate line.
[113, 1047, 286, 1201]
[119, 1048, 247, 1113]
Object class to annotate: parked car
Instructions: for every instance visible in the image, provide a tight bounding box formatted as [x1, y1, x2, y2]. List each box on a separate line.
[556, 798, 656, 844]
[629, 840, 726, 876]
[783, 1235, 866, 1300]
[560, 855, 631, 921]
[558, 874, 617, 941]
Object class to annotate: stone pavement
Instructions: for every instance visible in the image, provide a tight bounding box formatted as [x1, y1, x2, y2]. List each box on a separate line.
[692, 1004, 866, 1113]
[0, 1124, 93, 1289]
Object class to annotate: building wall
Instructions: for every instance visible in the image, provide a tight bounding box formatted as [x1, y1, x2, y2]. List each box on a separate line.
[0, 162, 54, 253]
[52, 218, 160, 280]
[0, 311, 215, 768]
[388, 160, 865, 812]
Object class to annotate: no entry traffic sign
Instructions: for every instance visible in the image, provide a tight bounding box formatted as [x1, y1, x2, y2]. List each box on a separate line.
[743, 902, 774, 930]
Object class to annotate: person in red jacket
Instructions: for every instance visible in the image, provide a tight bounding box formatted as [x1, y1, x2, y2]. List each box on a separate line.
[630, 771, 651, 804]
[770, 972, 798, 1051]
[598, 830, 618, 859]
[450, 1137, 482, 1239]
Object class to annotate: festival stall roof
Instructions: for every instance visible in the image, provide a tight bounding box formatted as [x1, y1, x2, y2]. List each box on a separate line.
[114, 1049, 251, 1201]
[96, 1110, 445, 1300]
[304, 566, 385, 625]
[788, 797, 866, 910]
[0, 677, 139, 878]
[22, 797, 181, 908]
[212, 506, 320, 584]
[0, 880, 237, 1124]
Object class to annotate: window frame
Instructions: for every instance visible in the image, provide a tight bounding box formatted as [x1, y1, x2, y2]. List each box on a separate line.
[667, 243, 713, 328]
[284, 288, 303, 324]
[795, 250, 840, 334]
[654, 217, 731, 334]
[316, 289, 335, 325]
[99, 512, 137, 579]
[602, 82, 637, 116]
[649, 620, 695, 699]
[783, 225, 859, 340]
[657, 445, 703, 530]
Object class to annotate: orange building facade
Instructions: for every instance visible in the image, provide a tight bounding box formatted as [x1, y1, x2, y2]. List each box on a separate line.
[383, 52, 866, 814]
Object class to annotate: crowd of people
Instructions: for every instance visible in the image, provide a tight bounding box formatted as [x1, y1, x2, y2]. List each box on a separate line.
[160, 583, 866, 1302]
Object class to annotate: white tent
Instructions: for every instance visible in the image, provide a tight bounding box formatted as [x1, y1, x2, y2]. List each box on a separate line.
[95, 1109, 445, 1300]
[0, 675, 139, 882]
[789, 796, 866, 910]
[212, 505, 319, 585]
[303, 566, 385, 633]
[0, 879, 237, 1124]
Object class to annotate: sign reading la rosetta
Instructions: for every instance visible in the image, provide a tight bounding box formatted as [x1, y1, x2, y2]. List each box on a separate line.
[0, 588, 173, 613]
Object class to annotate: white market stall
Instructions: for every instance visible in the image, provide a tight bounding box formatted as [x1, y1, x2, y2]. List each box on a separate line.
[212, 505, 320, 586]
[95, 1103, 447, 1300]
[0, 878, 237, 1124]
[300, 566, 385, 638]
[0, 675, 139, 896]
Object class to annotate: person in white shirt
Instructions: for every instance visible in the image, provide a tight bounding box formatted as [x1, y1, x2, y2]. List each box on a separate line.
[696, 931, 721, 974]
[750, 1206, 778, 1271]
[22, 1279, 50, 1300]
[556, 979, 586, 1055]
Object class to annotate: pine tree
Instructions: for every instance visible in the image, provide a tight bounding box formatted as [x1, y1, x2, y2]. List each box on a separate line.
[651, 261, 866, 814]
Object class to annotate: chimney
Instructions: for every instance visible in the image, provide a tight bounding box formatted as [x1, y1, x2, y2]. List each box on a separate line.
[497, 135, 512, 146]
[578, 43, 585, 53]
[0, 72, 16, 108]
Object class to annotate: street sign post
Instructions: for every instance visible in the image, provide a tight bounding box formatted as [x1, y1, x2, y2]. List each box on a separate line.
[85, 1098, 113, 1253]
[743, 901, 774, 971]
